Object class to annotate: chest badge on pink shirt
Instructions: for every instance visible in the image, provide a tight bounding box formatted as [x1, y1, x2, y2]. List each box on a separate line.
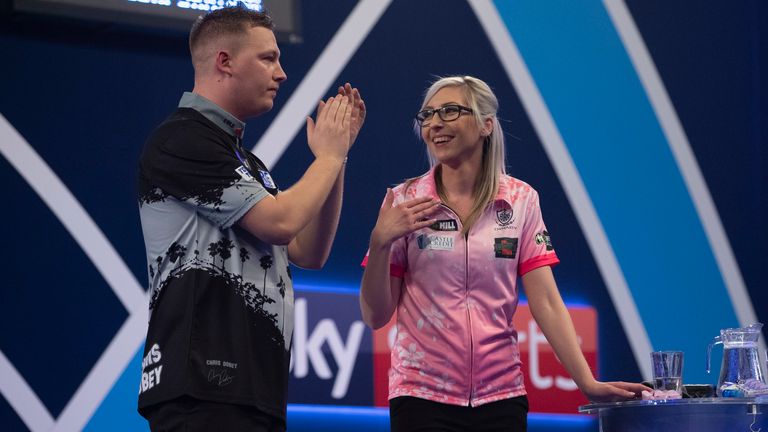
[417, 234, 454, 251]
[496, 207, 514, 226]
[429, 219, 458, 231]
[494, 237, 519, 259]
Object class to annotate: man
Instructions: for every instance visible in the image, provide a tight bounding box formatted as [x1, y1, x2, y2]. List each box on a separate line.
[136, 6, 365, 431]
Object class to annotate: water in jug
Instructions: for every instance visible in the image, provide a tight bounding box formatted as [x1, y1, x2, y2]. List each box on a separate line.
[706, 323, 766, 397]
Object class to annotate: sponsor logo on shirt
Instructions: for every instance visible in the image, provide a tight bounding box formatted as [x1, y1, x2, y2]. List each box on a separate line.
[417, 234, 454, 251]
[235, 165, 256, 182]
[430, 219, 458, 231]
[139, 343, 164, 394]
[535, 230, 553, 251]
[259, 169, 277, 189]
[494, 237, 519, 259]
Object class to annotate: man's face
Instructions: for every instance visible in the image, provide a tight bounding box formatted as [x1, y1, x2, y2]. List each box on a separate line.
[229, 26, 287, 119]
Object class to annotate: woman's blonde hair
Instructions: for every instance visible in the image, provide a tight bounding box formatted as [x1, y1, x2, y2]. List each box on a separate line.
[413, 75, 506, 235]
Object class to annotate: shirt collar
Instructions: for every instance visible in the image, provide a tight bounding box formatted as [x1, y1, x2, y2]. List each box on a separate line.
[178, 92, 245, 138]
[415, 165, 511, 203]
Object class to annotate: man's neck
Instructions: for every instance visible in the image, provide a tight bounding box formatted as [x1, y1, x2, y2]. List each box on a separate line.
[191, 82, 244, 121]
[180, 91, 245, 138]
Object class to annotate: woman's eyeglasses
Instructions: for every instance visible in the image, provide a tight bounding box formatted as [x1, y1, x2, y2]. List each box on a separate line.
[415, 104, 473, 126]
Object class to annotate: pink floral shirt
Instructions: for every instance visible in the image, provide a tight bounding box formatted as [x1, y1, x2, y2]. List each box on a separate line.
[363, 167, 560, 406]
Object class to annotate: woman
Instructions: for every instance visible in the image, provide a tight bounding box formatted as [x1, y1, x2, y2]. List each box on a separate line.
[360, 76, 647, 432]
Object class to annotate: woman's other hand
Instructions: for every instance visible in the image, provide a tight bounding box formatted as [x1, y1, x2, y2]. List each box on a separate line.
[582, 380, 652, 402]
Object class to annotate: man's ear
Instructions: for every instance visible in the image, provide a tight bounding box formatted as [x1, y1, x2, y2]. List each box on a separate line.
[215, 50, 233, 76]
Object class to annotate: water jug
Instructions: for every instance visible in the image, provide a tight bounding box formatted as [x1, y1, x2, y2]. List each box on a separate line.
[706, 323, 765, 397]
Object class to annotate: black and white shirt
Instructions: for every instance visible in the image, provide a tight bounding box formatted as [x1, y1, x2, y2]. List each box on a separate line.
[137, 92, 293, 421]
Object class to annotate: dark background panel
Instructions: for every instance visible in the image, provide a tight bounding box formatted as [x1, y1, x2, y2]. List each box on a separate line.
[626, 0, 768, 328]
[0, 154, 127, 417]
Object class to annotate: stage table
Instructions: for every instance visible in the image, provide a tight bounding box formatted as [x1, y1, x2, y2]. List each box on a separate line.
[579, 397, 768, 432]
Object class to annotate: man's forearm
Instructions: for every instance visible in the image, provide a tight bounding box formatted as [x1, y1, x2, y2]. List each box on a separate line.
[287, 165, 345, 268]
[240, 156, 344, 245]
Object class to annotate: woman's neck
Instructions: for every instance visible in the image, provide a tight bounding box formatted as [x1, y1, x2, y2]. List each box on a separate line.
[436, 165, 479, 223]
[438, 162, 479, 199]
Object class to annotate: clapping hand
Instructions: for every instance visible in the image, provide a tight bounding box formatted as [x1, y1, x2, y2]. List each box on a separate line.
[305, 95, 351, 162]
[337, 83, 366, 148]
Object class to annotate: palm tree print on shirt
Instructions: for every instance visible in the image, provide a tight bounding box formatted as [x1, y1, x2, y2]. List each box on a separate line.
[167, 242, 188, 271]
[207, 243, 218, 268]
[207, 239, 235, 269]
[217, 238, 234, 268]
[260, 255, 273, 295]
[147, 235, 287, 345]
[148, 254, 163, 284]
[277, 275, 286, 333]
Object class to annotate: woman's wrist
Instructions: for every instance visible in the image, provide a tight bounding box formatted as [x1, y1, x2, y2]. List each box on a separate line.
[369, 230, 393, 251]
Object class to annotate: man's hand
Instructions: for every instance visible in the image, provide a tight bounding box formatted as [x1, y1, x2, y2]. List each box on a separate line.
[337, 83, 366, 148]
[305, 95, 351, 162]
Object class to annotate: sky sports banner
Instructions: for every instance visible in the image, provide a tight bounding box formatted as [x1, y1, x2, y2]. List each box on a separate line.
[290, 289, 596, 414]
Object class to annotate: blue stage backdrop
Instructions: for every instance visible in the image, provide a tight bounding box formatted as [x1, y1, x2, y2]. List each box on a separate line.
[1, 1, 766, 431]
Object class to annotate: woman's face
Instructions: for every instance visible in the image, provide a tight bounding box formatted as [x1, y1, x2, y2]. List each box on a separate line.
[420, 86, 485, 167]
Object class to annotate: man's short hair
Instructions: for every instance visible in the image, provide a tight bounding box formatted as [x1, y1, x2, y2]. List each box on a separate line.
[189, 5, 274, 68]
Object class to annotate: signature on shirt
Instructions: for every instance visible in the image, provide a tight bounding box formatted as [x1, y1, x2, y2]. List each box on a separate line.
[207, 368, 235, 387]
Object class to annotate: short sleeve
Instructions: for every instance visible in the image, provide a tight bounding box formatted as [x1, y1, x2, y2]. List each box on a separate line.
[518, 189, 560, 276]
[139, 125, 269, 230]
